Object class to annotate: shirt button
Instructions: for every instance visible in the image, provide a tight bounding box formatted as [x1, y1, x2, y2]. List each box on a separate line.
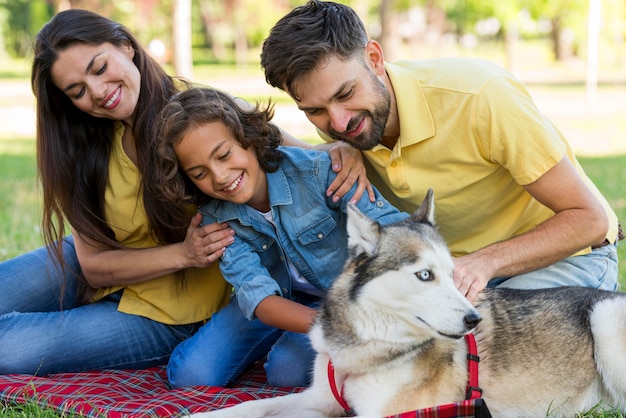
[376, 200, 384, 208]
[282, 288, 288, 294]
[262, 244, 268, 250]
[391, 160, 398, 167]
[317, 233, 324, 239]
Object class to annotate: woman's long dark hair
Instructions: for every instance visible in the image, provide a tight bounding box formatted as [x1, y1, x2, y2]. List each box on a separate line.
[31, 9, 185, 274]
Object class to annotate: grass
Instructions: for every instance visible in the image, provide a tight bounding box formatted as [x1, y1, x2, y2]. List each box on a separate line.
[0, 137, 40, 260]
[0, 400, 80, 418]
[578, 154, 626, 291]
[573, 402, 626, 418]
[0, 383, 624, 418]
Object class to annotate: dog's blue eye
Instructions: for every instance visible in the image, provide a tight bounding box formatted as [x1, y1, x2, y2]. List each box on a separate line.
[415, 269, 432, 281]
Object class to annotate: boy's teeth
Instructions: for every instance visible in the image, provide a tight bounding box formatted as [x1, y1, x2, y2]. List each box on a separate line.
[225, 176, 241, 191]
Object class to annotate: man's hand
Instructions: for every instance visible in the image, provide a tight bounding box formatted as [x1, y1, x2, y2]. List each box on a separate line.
[325, 142, 375, 203]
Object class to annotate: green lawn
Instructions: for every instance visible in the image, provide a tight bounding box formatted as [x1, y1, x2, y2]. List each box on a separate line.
[0, 136, 40, 260]
[578, 154, 626, 290]
[0, 400, 82, 418]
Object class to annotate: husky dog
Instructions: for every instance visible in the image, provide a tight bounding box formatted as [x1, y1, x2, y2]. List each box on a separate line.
[190, 190, 626, 418]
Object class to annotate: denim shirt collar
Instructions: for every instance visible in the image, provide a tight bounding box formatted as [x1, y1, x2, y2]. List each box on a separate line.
[201, 166, 292, 224]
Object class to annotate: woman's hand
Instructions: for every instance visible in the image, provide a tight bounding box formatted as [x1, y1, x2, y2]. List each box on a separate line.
[181, 213, 235, 268]
[73, 213, 234, 288]
[324, 142, 375, 203]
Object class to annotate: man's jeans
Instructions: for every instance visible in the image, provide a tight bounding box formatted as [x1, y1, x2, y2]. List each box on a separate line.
[488, 243, 619, 291]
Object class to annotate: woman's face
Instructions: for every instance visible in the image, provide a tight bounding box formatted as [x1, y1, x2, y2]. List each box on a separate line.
[50, 42, 141, 126]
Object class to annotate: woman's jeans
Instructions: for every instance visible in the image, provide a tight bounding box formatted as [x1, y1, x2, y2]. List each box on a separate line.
[167, 293, 318, 389]
[0, 237, 198, 375]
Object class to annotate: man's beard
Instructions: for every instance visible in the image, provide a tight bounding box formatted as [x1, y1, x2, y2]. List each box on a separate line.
[327, 76, 391, 151]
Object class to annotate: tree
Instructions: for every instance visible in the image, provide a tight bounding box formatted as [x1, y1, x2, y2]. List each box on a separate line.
[520, 0, 587, 61]
[0, 0, 53, 58]
[172, 0, 193, 78]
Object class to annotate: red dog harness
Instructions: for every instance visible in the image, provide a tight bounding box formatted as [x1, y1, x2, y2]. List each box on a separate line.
[327, 333, 483, 417]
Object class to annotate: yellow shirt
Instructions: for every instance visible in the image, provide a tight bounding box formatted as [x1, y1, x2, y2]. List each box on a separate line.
[95, 123, 231, 324]
[322, 58, 618, 257]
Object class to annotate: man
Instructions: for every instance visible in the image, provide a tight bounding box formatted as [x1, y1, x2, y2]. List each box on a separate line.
[260, 0, 622, 302]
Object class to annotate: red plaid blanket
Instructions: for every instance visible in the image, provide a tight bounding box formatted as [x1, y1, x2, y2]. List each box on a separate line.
[0, 363, 301, 417]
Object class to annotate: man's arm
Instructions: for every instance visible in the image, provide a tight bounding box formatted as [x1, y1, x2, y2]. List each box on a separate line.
[453, 156, 608, 302]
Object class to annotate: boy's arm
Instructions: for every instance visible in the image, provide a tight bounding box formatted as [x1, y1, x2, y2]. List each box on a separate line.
[254, 295, 317, 333]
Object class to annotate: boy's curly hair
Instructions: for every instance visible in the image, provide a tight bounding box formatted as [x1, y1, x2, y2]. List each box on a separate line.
[152, 87, 283, 232]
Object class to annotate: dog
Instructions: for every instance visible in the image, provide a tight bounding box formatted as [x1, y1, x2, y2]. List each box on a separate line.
[189, 189, 626, 417]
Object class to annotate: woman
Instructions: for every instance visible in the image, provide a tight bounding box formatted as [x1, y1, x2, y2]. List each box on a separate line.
[0, 8, 367, 375]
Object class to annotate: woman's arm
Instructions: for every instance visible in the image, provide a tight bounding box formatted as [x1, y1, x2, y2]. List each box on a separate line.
[74, 213, 234, 288]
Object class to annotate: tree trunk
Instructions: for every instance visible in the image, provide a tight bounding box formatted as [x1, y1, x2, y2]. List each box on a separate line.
[379, 0, 399, 62]
[233, 4, 247, 67]
[550, 16, 563, 61]
[504, 22, 519, 74]
[173, 0, 194, 79]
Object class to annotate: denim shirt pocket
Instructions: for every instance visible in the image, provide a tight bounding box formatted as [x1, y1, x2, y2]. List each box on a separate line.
[296, 214, 343, 262]
[295, 215, 345, 288]
[296, 215, 338, 245]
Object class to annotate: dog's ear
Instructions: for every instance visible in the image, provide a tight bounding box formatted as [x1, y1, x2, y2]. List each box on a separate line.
[346, 203, 381, 257]
[412, 188, 435, 225]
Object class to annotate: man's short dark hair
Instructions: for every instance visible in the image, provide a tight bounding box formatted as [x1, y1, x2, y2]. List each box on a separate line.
[261, 0, 368, 95]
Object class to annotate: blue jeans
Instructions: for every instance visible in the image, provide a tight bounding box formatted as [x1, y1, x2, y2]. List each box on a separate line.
[487, 243, 619, 290]
[167, 293, 318, 389]
[0, 237, 199, 375]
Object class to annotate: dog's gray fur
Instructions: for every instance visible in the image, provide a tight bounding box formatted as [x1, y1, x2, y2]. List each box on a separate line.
[190, 189, 626, 418]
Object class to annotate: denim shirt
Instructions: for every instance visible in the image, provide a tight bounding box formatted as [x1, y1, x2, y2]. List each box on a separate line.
[199, 146, 409, 320]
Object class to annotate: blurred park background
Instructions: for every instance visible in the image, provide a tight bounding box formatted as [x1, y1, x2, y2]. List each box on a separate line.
[0, 0, 625, 283]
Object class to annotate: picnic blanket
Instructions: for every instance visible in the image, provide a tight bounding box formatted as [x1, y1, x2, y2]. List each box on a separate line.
[0, 362, 302, 417]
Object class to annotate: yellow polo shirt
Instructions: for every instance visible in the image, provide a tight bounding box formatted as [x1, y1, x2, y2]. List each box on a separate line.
[323, 58, 618, 257]
[95, 122, 231, 324]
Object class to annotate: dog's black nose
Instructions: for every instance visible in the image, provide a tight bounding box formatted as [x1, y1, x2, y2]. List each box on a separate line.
[463, 311, 482, 329]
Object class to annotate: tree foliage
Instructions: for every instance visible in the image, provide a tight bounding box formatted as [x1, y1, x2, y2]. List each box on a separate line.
[0, 0, 53, 58]
[1, 0, 625, 67]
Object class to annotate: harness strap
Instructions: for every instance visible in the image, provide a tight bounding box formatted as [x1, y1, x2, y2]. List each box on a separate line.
[327, 333, 483, 415]
[465, 333, 482, 400]
[328, 359, 354, 415]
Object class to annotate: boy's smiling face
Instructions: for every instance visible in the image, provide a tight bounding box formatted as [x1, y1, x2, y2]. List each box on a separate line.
[176, 121, 270, 212]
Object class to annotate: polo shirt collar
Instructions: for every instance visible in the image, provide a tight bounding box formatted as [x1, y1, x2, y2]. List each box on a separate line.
[384, 62, 435, 149]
